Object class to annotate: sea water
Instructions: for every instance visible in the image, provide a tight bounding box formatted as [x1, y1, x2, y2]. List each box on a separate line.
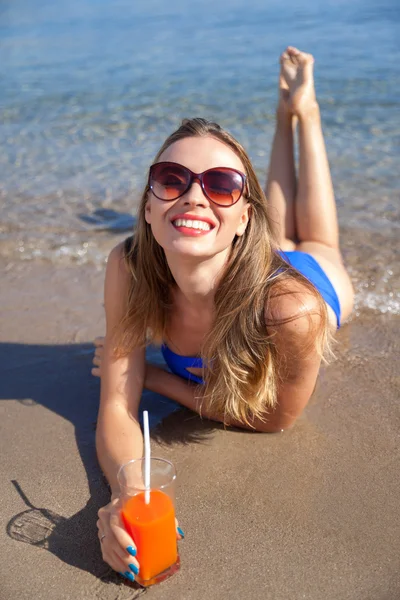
[0, 0, 399, 313]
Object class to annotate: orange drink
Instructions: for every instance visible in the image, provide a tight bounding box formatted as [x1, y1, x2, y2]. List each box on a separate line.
[118, 457, 180, 587]
[121, 490, 178, 583]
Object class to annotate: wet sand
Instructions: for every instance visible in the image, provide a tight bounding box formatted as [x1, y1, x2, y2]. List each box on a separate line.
[1, 259, 400, 600]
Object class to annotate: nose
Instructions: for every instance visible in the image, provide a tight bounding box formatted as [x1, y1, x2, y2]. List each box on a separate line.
[182, 178, 209, 207]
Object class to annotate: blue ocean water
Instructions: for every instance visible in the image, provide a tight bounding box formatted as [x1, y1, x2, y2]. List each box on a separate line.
[0, 0, 399, 311]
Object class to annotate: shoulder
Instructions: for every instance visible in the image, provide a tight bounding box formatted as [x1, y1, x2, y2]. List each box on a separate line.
[106, 238, 133, 283]
[265, 278, 324, 351]
[104, 240, 134, 318]
[266, 278, 322, 324]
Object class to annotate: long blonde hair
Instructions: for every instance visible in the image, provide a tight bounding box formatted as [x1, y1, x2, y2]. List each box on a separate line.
[116, 118, 330, 426]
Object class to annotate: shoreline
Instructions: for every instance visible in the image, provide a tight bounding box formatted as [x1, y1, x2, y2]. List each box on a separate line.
[1, 218, 398, 320]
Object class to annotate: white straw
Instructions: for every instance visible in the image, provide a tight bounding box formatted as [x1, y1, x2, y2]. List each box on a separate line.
[143, 410, 151, 504]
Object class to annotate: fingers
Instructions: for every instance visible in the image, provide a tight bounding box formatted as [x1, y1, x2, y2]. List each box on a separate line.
[109, 510, 141, 575]
[94, 347, 103, 358]
[91, 344, 103, 378]
[109, 509, 137, 554]
[93, 349, 103, 367]
[175, 517, 185, 540]
[100, 535, 134, 575]
[97, 503, 140, 579]
[94, 336, 105, 347]
[97, 528, 124, 573]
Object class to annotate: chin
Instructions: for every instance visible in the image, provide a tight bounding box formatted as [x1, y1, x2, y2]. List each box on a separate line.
[167, 238, 232, 261]
[169, 240, 214, 257]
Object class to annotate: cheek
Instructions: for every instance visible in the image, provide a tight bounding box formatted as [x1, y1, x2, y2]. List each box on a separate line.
[223, 207, 247, 230]
[147, 205, 173, 243]
[145, 199, 169, 225]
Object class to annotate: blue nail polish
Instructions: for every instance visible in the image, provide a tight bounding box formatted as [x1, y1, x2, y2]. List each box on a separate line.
[119, 572, 127, 579]
[126, 546, 137, 557]
[124, 571, 135, 582]
[177, 527, 185, 538]
[129, 563, 139, 575]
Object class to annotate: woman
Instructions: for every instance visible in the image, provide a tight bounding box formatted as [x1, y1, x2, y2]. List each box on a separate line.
[93, 47, 354, 581]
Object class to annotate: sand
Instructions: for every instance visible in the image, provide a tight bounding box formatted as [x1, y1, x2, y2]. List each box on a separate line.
[1, 259, 400, 600]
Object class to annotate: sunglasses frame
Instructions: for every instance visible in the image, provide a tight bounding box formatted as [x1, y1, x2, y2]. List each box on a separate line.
[148, 161, 247, 207]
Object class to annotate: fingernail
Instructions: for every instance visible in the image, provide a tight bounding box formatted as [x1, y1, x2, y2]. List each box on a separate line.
[119, 572, 128, 579]
[124, 571, 135, 582]
[129, 563, 139, 575]
[177, 527, 185, 538]
[126, 546, 137, 557]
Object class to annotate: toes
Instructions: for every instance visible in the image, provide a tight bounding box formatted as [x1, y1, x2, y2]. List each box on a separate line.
[285, 46, 300, 63]
[286, 46, 301, 58]
[286, 46, 314, 66]
[300, 52, 315, 66]
[280, 50, 291, 65]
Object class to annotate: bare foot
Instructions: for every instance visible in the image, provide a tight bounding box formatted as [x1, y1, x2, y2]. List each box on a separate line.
[279, 46, 318, 117]
[92, 336, 104, 378]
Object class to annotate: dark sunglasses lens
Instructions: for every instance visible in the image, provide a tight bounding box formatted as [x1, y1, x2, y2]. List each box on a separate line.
[203, 169, 244, 205]
[150, 163, 190, 200]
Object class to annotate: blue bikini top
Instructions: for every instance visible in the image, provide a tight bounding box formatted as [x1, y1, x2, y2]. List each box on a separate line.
[161, 343, 205, 385]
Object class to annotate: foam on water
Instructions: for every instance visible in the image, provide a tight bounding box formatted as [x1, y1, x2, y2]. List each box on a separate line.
[352, 269, 400, 316]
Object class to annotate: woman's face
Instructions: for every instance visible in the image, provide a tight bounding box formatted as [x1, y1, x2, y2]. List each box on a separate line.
[145, 136, 251, 260]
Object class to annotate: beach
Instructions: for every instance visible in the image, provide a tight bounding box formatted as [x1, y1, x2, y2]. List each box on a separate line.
[1, 241, 399, 599]
[1, 0, 400, 597]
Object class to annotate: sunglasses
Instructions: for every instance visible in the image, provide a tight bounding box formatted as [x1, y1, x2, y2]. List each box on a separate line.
[148, 161, 247, 207]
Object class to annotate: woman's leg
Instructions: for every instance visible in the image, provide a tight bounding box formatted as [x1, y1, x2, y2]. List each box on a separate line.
[265, 50, 298, 250]
[290, 53, 339, 248]
[282, 47, 354, 321]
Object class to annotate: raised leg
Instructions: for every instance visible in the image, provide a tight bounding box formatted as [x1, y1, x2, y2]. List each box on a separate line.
[265, 52, 298, 249]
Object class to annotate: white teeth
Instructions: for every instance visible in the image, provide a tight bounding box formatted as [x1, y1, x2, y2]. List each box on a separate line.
[173, 218, 211, 231]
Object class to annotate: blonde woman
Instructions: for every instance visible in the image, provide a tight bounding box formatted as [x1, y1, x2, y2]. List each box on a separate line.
[93, 47, 354, 581]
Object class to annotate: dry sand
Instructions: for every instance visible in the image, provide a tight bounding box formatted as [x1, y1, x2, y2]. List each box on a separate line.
[1, 259, 400, 600]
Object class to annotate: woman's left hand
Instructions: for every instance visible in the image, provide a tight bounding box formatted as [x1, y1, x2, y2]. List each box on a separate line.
[92, 337, 104, 377]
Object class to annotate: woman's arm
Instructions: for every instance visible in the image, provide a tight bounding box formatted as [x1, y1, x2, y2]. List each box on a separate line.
[262, 281, 325, 431]
[143, 366, 290, 433]
[96, 245, 182, 577]
[96, 243, 145, 496]
[143, 364, 229, 422]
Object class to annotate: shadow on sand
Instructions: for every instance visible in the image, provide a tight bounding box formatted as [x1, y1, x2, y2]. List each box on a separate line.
[1, 341, 218, 585]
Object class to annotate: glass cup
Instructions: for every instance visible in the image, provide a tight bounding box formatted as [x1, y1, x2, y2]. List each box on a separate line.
[117, 457, 180, 587]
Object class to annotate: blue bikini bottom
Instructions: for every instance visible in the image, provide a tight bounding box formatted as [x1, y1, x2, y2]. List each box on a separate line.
[161, 250, 341, 386]
[278, 250, 341, 326]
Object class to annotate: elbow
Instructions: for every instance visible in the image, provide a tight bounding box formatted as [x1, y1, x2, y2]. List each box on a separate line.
[258, 423, 293, 434]
[257, 414, 298, 434]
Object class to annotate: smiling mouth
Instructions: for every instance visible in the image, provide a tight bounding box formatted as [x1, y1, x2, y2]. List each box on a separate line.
[171, 218, 214, 233]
